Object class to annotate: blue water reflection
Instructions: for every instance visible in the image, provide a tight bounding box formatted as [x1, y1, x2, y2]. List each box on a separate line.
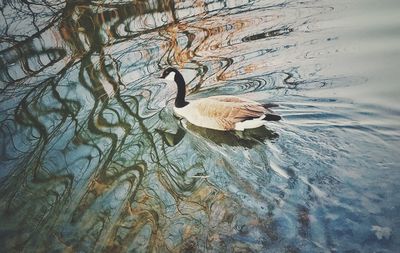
[0, 0, 399, 252]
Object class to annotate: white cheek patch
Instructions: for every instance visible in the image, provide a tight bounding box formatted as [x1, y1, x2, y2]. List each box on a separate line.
[165, 71, 175, 81]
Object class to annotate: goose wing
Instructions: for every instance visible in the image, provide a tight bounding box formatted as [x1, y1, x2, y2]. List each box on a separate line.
[193, 96, 268, 129]
[208, 95, 258, 104]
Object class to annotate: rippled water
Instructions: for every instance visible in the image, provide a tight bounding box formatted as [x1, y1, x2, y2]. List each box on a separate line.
[1, 0, 399, 252]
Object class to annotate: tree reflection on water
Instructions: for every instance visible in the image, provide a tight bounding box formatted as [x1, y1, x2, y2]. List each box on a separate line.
[0, 0, 358, 252]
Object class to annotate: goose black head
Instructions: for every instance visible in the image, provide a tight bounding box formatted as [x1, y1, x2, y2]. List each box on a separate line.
[160, 67, 188, 108]
[160, 67, 179, 80]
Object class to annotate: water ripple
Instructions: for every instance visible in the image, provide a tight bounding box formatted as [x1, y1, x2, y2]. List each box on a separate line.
[1, 0, 399, 252]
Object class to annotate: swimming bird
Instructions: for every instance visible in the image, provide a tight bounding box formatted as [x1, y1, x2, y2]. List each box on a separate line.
[160, 67, 281, 131]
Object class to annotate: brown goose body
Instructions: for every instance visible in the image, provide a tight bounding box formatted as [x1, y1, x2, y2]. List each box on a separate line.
[174, 95, 279, 130]
[161, 68, 281, 131]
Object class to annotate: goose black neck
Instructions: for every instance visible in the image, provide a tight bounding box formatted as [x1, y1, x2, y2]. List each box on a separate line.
[174, 71, 189, 108]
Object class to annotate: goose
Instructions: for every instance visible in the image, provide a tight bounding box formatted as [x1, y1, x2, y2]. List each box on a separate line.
[160, 67, 281, 131]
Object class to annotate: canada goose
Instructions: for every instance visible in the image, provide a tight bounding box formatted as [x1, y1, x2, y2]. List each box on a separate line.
[160, 67, 281, 131]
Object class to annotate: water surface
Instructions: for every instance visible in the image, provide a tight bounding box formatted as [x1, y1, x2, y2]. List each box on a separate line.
[1, 0, 399, 252]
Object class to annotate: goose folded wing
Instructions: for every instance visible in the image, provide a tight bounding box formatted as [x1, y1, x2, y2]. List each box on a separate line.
[209, 96, 269, 119]
[209, 95, 258, 104]
[194, 99, 267, 129]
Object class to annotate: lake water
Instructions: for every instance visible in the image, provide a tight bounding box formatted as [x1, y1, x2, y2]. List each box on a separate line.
[1, 0, 399, 252]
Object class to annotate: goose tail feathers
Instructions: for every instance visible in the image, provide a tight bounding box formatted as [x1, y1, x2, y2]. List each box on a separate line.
[263, 114, 281, 121]
[262, 103, 279, 109]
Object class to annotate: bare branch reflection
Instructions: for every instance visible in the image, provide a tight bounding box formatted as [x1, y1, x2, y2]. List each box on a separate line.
[0, 0, 347, 252]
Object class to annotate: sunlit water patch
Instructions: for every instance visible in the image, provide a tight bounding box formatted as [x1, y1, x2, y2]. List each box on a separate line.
[1, 0, 399, 252]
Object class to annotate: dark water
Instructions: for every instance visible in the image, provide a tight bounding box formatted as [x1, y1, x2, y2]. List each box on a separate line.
[1, 0, 399, 252]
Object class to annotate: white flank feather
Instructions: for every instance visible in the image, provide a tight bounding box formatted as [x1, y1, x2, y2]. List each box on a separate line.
[234, 117, 265, 131]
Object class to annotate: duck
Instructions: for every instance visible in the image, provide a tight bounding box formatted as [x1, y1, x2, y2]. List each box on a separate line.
[160, 67, 281, 131]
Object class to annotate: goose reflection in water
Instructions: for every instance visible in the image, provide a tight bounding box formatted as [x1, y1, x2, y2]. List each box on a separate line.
[157, 121, 279, 148]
